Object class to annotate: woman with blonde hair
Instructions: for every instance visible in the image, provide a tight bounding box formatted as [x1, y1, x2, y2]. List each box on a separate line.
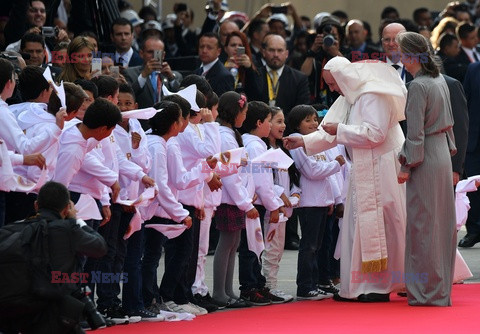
[430, 17, 459, 50]
[58, 36, 95, 82]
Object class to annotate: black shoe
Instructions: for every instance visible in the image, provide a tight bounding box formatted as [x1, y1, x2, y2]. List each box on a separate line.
[240, 288, 272, 306]
[259, 287, 285, 304]
[333, 293, 358, 302]
[318, 280, 339, 294]
[397, 292, 407, 297]
[458, 233, 480, 248]
[284, 241, 299, 250]
[357, 293, 390, 302]
[193, 293, 219, 313]
[226, 297, 250, 308]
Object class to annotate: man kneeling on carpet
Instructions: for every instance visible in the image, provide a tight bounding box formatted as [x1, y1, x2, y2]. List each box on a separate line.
[0, 182, 107, 333]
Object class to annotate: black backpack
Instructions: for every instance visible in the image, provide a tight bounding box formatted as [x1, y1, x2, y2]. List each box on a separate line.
[0, 217, 68, 317]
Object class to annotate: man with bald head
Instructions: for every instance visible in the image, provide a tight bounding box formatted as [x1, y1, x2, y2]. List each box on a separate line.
[346, 19, 380, 61]
[245, 34, 309, 115]
[381, 23, 413, 83]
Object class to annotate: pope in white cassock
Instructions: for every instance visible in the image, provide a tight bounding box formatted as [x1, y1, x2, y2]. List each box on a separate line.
[284, 56, 407, 301]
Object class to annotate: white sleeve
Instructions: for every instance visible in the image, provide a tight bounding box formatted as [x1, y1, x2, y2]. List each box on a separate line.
[246, 143, 281, 211]
[166, 141, 212, 190]
[290, 147, 340, 181]
[52, 145, 84, 187]
[150, 143, 189, 223]
[336, 94, 391, 149]
[81, 152, 118, 187]
[130, 124, 152, 173]
[116, 143, 145, 181]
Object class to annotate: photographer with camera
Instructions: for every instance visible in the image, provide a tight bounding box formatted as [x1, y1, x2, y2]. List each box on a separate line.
[0, 181, 107, 333]
[5, 1, 70, 64]
[300, 15, 347, 106]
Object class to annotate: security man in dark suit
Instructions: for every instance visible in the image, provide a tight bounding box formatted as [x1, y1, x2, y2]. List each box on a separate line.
[459, 62, 480, 247]
[244, 33, 310, 116]
[195, 32, 234, 97]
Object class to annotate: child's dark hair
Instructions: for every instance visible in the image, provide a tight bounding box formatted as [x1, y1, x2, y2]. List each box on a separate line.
[217, 91, 246, 147]
[119, 82, 136, 99]
[90, 75, 119, 98]
[18, 66, 50, 101]
[83, 97, 122, 129]
[240, 100, 271, 134]
[163, 94, 191, 118]
[74, 79, 98, 98]
[206, 91, 218, 110]
[0, 58, 14, 93]
[268, 106, 300, 188]
[48, 82, 88, 116]
[196, 90, 206, 109]
[311, 103, 329, 122]
[181, 74, 213, 100]
[149, 100, 181, 136]
[286, 104, 316, 135]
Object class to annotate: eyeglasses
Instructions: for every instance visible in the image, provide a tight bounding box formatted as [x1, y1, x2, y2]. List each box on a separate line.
[29, 7, 46, 14]
[381, 38, 397, 44]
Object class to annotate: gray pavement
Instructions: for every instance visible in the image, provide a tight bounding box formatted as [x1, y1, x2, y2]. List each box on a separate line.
[157, 227, 479, 300]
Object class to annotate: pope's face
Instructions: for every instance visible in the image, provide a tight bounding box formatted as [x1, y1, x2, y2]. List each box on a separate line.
[323, 70, 343, 95]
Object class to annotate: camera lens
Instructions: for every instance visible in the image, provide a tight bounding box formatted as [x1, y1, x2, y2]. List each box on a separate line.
[323, 35, 335, 47]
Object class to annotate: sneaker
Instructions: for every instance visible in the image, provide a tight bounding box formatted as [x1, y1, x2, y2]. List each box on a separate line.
[240, 288, 272, 306]
[159, 301, 183, 313]
[194, 293, 219, 313]
[270, 289, 294, 303]
[146, 303, 162, 314]
[177, 302, 208, 316]
[128, 309, 164, 322]
[259, 287, 286, 304]
[101, 305, 129, 325]
[297, 289, 332, 301]
[318, 280, 340, 294]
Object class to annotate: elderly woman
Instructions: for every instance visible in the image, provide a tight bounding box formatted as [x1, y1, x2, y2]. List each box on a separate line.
[397, 31, 457, 306]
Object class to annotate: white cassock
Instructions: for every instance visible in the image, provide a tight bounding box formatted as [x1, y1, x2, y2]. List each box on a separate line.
[303, 57, 407, 298]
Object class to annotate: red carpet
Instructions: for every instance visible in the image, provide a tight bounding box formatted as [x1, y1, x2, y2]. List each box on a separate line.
[99, 284, 479, 333]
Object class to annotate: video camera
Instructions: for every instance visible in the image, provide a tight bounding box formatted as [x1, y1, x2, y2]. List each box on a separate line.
[320, 24, 336, 47]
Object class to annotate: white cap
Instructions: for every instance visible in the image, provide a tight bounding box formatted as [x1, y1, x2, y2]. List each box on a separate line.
[143, 20, 162, 33]
[120, 9, 144, 27]
[162, 14, 177, 30]
[313, 12, 330, 29]
[221, 0, 229, 11]
[268, 13, 289, 28]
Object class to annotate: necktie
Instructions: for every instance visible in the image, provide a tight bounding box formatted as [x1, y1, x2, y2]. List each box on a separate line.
[156, 73, 162, 103]
[151, 71, 162, 103]
[118, 56, 125, 65]
[271, 70, 278, 87]
[391, 64, 400, 70]
[473, 52, 479, 62]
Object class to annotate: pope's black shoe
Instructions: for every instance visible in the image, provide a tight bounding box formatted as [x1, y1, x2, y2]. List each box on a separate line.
[357, 293, 390, 302]
[458, 233, 480, 248]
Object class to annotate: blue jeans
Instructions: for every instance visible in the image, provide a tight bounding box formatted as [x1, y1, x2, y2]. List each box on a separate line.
[238, 205, 266, 292]
[122, 225, 145, 312]
[141, 218, 167, 306]
[296, 206, 328, 295]
[317, 211, 340, 283]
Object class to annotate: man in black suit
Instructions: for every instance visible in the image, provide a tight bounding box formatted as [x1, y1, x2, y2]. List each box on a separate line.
[345, 19, 381, 61]
[123, 37, 182, 111]
[246, 19, 269, 67]
[381, 23, 413, 84]
[459, 62, 480, 247]
[453, 22, 480, 83]
[195, 32, 234, 97]
[244, 33, 310, 116]
[111, 18, 143, 68]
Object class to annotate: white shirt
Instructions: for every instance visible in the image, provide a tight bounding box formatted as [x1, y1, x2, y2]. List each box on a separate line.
[141, 135, 189, 223]
[115, 47, 134, 67]
[461, 46, 480, 63]
[14, 103, 61, 182]
[52, 124, 97, 187]
[201, 58, 219, 74]
[0, 99, 61, 154]
[242, 133, 282, 212]
[113, 119, 152, 201]
[176, 122, 219, 208]
[166, 136, 213, 209]
[218, 126, 254, 212]
[289, 133, 340, 207]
